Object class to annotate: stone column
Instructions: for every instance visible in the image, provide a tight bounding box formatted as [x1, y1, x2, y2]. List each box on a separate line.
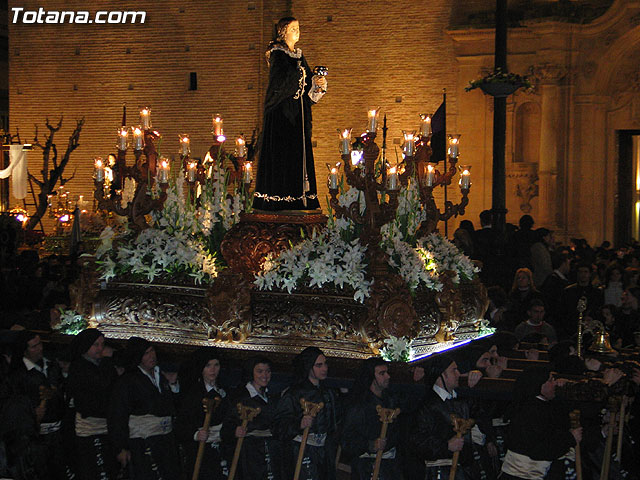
[531, 63, 568, 228]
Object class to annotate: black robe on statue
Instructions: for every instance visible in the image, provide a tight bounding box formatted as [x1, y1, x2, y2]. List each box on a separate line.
[253, 44, 322, 211]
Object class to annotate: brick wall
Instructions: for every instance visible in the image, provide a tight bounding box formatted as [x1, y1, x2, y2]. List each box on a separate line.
[9, 0, 464, 233]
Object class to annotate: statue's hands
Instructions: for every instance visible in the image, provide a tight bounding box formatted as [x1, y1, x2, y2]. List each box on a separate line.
[312, 75, 327, 92]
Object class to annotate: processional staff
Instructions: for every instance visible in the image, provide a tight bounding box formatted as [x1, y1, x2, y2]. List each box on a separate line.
[600, 396, 620, 480]
[616, 395, 628, 464]
[449, 414, 475, 480]
[576, 296, 587, 358]
[293, 398, 324, 480]
[192, 396, 221, 480]
[569, 410, 582, 480]
[371, 405, 401, 480]
[227, 403, 261, 480]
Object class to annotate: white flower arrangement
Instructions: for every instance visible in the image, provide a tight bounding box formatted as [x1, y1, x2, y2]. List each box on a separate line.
[419, 233, 479, 283]
[380, 336, 414, 362]
[96, 162, 246, 285]
[255, 227, 372, 303]
[255, 182, 479, 301]
[52, 308, 88, 335]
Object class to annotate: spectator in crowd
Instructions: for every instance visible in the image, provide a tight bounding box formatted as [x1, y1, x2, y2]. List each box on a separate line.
[514, 299, 558, 345]
[530, 228, 554, 288]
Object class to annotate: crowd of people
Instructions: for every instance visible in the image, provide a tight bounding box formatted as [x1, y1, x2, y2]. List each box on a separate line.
[1, 213, 640, 480]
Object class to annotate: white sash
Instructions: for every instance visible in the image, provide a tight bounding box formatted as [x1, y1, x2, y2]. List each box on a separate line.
[75, 413, 108, 437]
[128, 414, 172, 439]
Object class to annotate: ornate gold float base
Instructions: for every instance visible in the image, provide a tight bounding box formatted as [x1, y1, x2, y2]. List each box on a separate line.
[92, 276, 489, 360]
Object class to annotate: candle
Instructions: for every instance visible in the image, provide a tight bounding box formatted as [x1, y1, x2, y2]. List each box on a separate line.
[243, 162, 252, 183]
[403, 131, 416, 157]
[117, 127, 128, 150]
[367, 109, 380, 133]
[328, 167, 338, 189]
[140, 107, 151, 130]
[133, 127, 144, 150]
[420, 113, 432, 136]
[94, 157, 105, 182]
[425, 163, 436, 187]
[236, 136, 247, 158]
[338, 128, 352, 155]
[179, 135, 190, 156]
[387, 166, 398, 190]
[448, 134, 461, 159]
[459, 165, 471, 189]
[213, 114, 224, 137]
[158, 157, 170, 184]
[187, 161, 197, 183]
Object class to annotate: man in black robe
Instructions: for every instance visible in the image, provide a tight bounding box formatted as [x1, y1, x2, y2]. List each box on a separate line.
[221, 355, 283, 479]
[7, 331, 69, 479]
[409, 354, 475, 480]
[341, 357, 402, 480]
[273, 346, 339, 480]
[67, 328, 118, 479]
[108, 337, 180, 480]
[501, 366, 581, 480]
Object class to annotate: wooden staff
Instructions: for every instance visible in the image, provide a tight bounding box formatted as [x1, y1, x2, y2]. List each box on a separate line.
[371, 405, 401, 480]
[293, 398, 324, 480]
[616, 395, 627, 463]
[227, 403, 261, 480]
[600, 397, 619, 480]
[569, 410, 582, 480]
[37, 385, 56, 422]
[449, 414, 475, 480]
[192, 396, 221, 480]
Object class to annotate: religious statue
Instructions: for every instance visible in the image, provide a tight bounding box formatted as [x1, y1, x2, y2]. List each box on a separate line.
[253, 17, 328, 211]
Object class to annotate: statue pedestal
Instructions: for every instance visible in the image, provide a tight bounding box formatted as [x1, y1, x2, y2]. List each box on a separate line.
[220, 211, 327, 281]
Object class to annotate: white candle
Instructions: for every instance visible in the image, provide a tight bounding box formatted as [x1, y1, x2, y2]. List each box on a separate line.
[367, 109, 379, 133]
[236, 136, 247, 158]
[426, 163, 436, 187]
[179, 135, 190, 156]
[448, 134, 461, 159]
[94, 157, 105, 182]
[133, 127, 144, 150]
[459, 166, 471, 189]
[338, 128, 352, 154]
[158, 157, 170, 184]
[117, 127, 128, 150]
[187, 161, 197, 183]
[213, 114, 223, 137]
[403, 131, 416, 157]
[387, 166, 398, 190]
[140, 107, 151, 130]
[329, 167, 338, 189]
[420, 113, 432, 136]
[243, 162, 252, 183]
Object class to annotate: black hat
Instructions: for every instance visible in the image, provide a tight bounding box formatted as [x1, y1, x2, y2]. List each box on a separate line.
[125, 336, 151, 367]
[293, 346, 324, 382]
[454, 346, 488, 374]
[513, 366, 551, 403]
[242, 355, 273, 382]
[423, 353, 455, 387]
[352, 357, 388, 394]
[72, 328, 103, 358]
